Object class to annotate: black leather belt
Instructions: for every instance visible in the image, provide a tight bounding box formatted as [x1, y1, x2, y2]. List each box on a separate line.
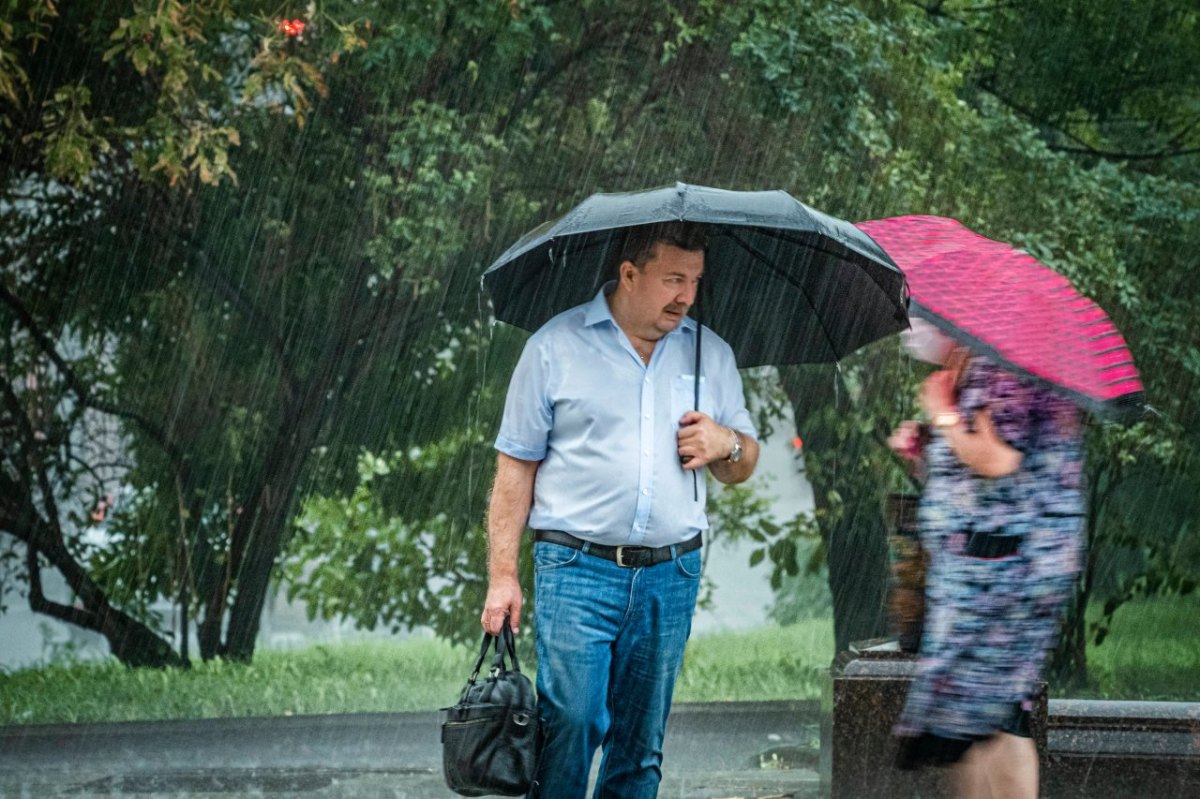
[533, 530, 702, 568]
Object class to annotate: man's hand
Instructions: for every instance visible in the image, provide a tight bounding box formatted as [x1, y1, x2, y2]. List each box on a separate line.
[481, 575, 523, 636]
[676, 410, 735, 469]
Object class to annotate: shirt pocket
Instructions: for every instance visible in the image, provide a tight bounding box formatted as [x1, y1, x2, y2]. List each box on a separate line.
[670, 374, 710, 425]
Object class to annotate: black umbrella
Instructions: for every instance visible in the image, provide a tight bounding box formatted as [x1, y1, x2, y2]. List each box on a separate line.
[483, 182, 909, 368]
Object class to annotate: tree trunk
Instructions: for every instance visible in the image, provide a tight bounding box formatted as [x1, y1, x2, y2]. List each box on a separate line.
[217, 274, 391, 661]
[1, 462, 185, 668]
[823, 497, 891, 653]
[779, 365, 889, 654]
[220, 433, 316, 661]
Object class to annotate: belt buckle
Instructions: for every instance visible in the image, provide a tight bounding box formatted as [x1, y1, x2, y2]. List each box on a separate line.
[615, 545, 650, 568]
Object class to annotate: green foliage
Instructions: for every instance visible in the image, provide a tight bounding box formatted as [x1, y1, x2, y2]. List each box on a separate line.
[31, 85, 112, 185]
[282, 436, 495, 645]
[1, 0, 1196, 676]
[0, 0, 57, 115]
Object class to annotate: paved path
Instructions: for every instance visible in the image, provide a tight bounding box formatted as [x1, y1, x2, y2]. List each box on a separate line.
[0, 701, 822, 798]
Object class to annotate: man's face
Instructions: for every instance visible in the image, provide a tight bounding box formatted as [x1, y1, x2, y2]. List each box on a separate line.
[622, 244, 704, 337]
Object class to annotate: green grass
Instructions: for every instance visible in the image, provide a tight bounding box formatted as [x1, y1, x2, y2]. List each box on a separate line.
[2, 597, 1196, 726]
[1064, 592, 1200, 701]
[0, 621, 833, 726]
[0, 637, 471, 725]
[675, 618, 834, 703]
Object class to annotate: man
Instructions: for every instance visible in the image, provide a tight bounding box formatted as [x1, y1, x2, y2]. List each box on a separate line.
[480, 221, 760, 798]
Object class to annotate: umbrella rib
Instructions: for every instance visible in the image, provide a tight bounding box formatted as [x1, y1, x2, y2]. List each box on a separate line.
[723, 227, 844, 360]
[766, 228, 906, 305]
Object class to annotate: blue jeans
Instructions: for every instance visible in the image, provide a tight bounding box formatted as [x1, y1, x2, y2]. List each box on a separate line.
[529, 540, 702, 799]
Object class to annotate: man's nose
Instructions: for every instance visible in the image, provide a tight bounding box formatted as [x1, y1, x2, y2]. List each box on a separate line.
[679, 281, 698, 305]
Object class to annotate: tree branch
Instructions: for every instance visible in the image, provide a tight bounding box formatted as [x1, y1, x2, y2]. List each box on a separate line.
[0, 376, 65, 548]
[27, 544, 100, 629]
[1047, 144, 1200, 161]
[978, 79, 1200, 163]
[189, 249, 300, 402]
[0, 280, 190, 470]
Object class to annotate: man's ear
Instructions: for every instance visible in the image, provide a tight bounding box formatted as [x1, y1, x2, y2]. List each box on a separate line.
[618, 260, 637, 288]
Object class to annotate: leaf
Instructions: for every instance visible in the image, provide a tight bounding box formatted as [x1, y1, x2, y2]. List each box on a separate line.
[130, 45, 152, 74]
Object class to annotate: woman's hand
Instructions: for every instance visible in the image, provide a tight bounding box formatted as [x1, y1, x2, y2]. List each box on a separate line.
[888, 420, 925, 461]
[888, 419, 929, 482]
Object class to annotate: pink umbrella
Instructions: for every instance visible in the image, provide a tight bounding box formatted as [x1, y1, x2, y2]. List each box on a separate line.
[858, 215, 1145, 422]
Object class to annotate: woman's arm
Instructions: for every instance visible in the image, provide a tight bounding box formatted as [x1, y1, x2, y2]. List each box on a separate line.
[921, 370, 1023, 478]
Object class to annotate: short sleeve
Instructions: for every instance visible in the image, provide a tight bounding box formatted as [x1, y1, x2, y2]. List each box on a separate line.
[958, 357, 1037, 453]
[711, 339, 757, 439]
[495, 338, 553, 461]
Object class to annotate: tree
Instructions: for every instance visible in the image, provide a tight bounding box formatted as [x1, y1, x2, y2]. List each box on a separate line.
[3, 0, 1196, 677]
[2, 0, 511, 664]
[688, 0, 1200, 662]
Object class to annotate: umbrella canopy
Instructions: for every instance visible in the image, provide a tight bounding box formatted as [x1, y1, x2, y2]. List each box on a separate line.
[857, 215, 1146, 422]
[483, 183, 908, 367]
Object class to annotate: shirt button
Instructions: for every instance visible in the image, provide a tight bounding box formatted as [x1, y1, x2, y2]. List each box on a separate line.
[644, 413, 650, 419]
[642, 489, 649, 496]
[644, 450, 650, 456]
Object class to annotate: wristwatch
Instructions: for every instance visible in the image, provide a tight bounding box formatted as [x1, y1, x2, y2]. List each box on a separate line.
[726, 428, 743, 463]
[932, 411, 961, 430]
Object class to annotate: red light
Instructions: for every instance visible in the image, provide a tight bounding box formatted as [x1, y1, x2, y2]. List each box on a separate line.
[278, 19, 306, 37]
[792, 436, 803, 450]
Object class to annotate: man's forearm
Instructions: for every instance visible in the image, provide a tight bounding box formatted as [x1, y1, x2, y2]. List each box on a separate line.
[709, 432, 759, 485]
[481, 453, 539, 635]
[486, 454, 539, 578]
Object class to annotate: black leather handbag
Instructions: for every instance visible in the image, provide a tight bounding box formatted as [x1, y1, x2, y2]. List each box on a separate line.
[441, 619, 538, 796]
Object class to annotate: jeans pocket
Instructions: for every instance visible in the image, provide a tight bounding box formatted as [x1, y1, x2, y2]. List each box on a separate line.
[674, 548, 702, 579]
[533, 542, 579, 572]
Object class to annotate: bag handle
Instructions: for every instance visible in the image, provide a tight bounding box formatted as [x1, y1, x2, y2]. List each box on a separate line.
[467, 617, 521, 685]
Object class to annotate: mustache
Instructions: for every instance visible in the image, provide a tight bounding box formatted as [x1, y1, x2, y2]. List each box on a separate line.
[665, 304, 688, 314]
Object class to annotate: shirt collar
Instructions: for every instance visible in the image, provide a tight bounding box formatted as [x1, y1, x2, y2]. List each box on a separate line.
[583, 282, 697, 334]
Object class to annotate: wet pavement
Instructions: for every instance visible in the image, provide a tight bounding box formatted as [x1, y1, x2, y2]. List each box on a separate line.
[0, 701, 822, 798]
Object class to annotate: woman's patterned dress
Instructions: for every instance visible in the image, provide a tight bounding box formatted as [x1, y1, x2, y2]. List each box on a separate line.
[895, 356, 1086, 757]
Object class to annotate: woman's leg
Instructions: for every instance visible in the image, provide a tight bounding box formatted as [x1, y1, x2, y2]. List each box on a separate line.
[984, 732, 1038, 799]
[952, 743, 993, 799]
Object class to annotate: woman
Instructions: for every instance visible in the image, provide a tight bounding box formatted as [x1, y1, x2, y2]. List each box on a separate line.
[890, 318, 1086, 799]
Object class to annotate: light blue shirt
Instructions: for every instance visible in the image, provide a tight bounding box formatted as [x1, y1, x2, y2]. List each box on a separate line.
[496, 285, 756, 547]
